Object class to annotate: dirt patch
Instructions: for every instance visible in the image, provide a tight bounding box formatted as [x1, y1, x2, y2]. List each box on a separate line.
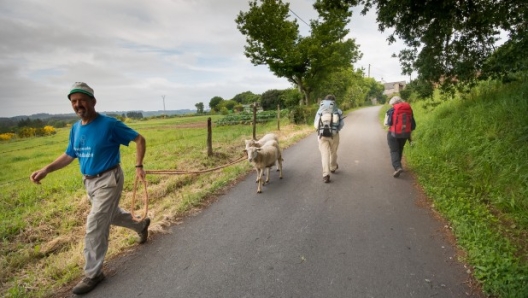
[172, 122, 209, 129]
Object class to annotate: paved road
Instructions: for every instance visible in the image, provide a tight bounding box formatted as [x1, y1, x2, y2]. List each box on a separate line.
[76, 106, 479, 297]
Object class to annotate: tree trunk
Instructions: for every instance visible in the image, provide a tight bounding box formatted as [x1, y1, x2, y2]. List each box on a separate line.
[294, 77, 310, 106]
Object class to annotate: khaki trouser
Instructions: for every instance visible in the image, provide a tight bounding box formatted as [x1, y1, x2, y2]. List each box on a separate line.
[82, 165, 145, 278]
[318, 133, 340, 177]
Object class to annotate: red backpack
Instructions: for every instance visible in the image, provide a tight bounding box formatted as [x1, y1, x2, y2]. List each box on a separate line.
[389, 102, 413, 138]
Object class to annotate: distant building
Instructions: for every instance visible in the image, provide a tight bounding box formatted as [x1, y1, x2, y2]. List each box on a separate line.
[383, 81, 406, 96]
[242, 104, 263, 113]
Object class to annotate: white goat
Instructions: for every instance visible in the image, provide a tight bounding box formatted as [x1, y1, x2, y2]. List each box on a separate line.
[244, 139, 283, 182]
[244, 133, 279, 150]
[245, 133, 281, 179]
[245, 142, 283, 193]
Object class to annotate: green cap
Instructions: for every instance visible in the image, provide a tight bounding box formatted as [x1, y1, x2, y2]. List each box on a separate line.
[68, 82, 94, 100]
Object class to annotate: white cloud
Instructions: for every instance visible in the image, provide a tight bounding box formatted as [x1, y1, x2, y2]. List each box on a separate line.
[0, 0, 408, 117]
[348, 6, 411, 83]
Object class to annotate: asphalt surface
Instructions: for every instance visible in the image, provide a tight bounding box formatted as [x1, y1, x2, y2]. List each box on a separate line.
[72, 106, 480, 298]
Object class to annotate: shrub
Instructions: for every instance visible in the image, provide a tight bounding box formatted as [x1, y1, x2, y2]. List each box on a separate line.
[0, 133, 15, 141]
[288, 105, 318, 125]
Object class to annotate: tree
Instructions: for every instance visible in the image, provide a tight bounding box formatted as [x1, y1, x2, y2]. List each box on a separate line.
[236, 0, 361, 105]
[363, 77, 385, 104]
[126, 111, 143, 119]
[234, 104, 244, 113]
[232, 91, 260, 104]
[218, 100, 237, 112]
[481, 30, 528, 82]
[17, 117, 31, 128]
[399, 79, 433, 102]
[209, 96, 224, 112]
[310, 67, 358, 104]
[261, 89, 284, 110]
[195, 102, 204, 114]
[280, 88, 303, 109]
[362, 0, 525, 95]
[317, 0, 528, 96]
[343, 69, 374, 107]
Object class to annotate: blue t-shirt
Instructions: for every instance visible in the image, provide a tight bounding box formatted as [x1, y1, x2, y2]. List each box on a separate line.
[65, 114, 139, 176]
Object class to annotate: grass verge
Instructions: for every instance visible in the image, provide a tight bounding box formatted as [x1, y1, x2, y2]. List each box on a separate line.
[397, 80, 528, 297]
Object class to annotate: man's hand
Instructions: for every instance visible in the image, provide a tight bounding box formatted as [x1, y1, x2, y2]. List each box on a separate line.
[29, 153, 74, 184]
[30, 169, 48, 184]
[136, 167, 146, 181]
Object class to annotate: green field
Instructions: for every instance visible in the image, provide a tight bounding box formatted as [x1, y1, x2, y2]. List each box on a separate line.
[0, 114, 313, 297]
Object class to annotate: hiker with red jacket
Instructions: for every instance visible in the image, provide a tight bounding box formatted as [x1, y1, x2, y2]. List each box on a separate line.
[384, 96, 416, 178]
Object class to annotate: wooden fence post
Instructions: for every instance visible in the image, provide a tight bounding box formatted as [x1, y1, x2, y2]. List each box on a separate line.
[277, 104, 280, 131]
[207, 117, 213, 156]
[252, 103, 257, 140]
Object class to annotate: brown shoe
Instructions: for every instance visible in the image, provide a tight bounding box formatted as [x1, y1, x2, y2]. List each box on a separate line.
[331, 164, 339, 173]
[72, 273, 105, 295]
[138, 218, 150, 244]
[323, 175, 330, 183]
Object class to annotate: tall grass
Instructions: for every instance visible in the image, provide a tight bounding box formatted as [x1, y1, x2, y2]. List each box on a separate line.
[404, 80, 528, 297]
[0, 114, 314, 297]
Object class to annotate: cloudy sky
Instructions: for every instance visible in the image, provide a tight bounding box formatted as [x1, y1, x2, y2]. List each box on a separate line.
[0, 0, 409, 118]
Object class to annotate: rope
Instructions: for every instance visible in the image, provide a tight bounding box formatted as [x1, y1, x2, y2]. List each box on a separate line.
[131, 155, 246, 220]
[130, 176, 148, 222]
[145, 155, 246, 175]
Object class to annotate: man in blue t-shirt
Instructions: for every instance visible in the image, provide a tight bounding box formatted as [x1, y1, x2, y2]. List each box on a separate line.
[30, 82, 150, 295]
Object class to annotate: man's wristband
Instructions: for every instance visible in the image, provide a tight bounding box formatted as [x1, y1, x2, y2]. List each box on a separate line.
[135, 164, 143, 168]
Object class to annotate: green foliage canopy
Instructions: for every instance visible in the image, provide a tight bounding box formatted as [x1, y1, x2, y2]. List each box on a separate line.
[318, 0, 528, 96]
[209, 96, 224, 112]
[363, 0, 527, 95]
[236, 0, 361, 105]
[126, 111, 143, 119]
[260, 89, 284, 110]
[232, 91, 260, 104]
[218, 100, 238, 111]
[195, 102, 204, 114]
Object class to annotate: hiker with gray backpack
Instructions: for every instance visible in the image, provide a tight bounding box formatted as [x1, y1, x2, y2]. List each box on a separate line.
[314, 94, 345, 183]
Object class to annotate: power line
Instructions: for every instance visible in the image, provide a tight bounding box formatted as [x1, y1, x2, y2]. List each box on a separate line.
[289, 8, 310, 27]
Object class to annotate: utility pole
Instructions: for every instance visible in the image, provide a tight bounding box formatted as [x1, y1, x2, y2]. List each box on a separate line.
[162, 95, 166, 117]
[162, 95, 166, 112]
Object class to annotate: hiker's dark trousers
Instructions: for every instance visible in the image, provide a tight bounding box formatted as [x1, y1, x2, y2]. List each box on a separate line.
[387, 132, 408, 170]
